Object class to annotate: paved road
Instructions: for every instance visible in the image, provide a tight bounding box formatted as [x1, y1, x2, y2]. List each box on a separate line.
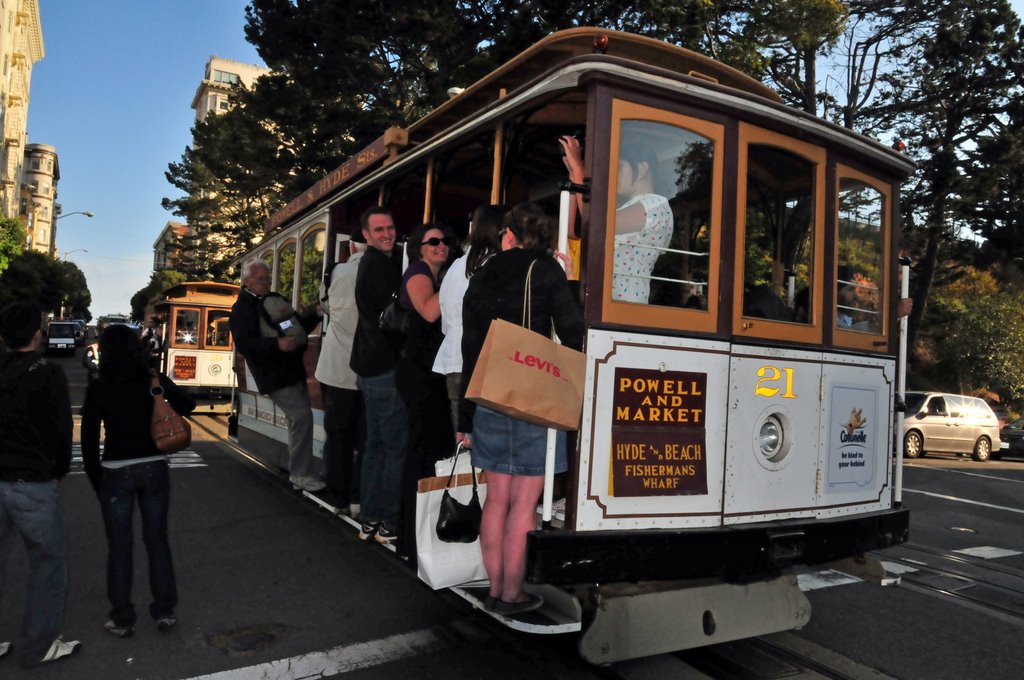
[3, 349, 1022, 678]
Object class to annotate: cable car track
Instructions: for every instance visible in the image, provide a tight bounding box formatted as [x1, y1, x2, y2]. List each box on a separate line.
[877, 543, 1024, 623]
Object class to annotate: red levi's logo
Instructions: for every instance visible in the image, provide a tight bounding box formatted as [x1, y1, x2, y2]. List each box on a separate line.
[511, 351, 562, 378]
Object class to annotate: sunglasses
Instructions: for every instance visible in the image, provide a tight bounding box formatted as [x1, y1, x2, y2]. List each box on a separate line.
[421, 236, 454, 247]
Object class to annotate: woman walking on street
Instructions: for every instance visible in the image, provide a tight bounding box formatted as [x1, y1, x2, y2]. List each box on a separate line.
[81, 324, 195, 637]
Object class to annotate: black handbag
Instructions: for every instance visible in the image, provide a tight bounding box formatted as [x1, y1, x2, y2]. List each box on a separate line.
[378, 290, 409, 335]
[436, 445, 482, 543]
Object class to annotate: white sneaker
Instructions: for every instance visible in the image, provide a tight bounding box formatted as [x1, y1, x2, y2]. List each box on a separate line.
[0, 641, 10, 658]
[291, 476, 326, 492]
[38, 637, 81, 664]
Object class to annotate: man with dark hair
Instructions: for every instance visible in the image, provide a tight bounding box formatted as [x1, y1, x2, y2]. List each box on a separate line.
[350, 206, 407, 543]
[0, 302, 80, 668]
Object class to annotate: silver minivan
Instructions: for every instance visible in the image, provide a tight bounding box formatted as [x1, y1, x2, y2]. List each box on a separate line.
[903, 391, 1002, 462]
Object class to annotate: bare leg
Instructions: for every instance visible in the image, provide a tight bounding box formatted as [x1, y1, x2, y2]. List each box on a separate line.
[480, 472, 511, 600]
[500, 474, 544, 603]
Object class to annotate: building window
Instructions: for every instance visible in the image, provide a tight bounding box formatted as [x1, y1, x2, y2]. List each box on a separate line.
[31, 158, 38, 169]
[40, 206, 47, 219]
[212, 70, 240, 85]
[36, 227, 44, 242]
[218, 99, 229, 110]
[19, 197, 26, 214]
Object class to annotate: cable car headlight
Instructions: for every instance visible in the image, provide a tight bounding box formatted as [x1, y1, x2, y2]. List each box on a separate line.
[759, 417, 782, 458]
[753, 411, 792, 468]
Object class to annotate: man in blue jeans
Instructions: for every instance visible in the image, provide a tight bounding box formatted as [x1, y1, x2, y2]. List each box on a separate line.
[0, 302, 80, 668]
[350, 207, 408, 544]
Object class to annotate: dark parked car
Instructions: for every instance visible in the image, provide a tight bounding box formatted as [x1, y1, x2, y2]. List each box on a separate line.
[999, 417, 1024, 458]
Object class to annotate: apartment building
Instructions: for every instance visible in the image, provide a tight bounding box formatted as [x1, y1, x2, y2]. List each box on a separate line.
[152, 220, 188, 270]
[0, 0, 42, 220]
[191, 56, 269, 123]
[20, 141, 56, 253]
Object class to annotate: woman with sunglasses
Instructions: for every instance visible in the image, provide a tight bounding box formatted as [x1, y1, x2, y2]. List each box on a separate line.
[432, 205, 505, 434]
[459, 203, 584, 615]
[394, 223, 459, 565]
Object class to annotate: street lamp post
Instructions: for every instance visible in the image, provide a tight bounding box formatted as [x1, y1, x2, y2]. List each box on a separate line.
[55, 211, 95, 221]
[53, 211, 94, 257]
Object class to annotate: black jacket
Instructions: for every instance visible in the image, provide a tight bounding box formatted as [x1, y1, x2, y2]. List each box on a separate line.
[229, 288, 321, 394]
[0, 349, 73, 483]
[459, 248, 584, 432]
[81, 371, 196, 492]
[350, 246, 405, 378]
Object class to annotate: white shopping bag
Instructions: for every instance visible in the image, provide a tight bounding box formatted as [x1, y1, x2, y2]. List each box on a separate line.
[415, 472, 489, 590]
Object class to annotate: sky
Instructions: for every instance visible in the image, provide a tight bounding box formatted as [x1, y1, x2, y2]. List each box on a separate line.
[28, 0, 264, 318]
[27, 1, 1024, 318]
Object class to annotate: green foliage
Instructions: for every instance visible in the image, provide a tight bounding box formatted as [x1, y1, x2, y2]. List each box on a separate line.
[923, 266, 1024, 404]
[0, 217, 25, 276]
[129, 270, 188, 322]
[0, 250, 88, 318]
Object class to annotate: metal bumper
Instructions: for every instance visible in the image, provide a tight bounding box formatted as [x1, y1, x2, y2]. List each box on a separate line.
[526, 507, 909, 585]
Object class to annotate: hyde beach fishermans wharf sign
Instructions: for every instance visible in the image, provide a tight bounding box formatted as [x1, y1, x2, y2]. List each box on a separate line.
[265, 127, 409, 233]
[610, 367, 708, 496]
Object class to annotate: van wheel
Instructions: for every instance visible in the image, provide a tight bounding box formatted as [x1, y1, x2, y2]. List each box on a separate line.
[904, 431, 924, 458]
[971, 437, 991, 462]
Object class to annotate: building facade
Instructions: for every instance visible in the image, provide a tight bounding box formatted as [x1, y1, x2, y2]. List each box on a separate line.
[20, 141, 57, 253]
[191, 56, 269, 123]
[0, 0, 42, 220]
[152, 220, 188, 271]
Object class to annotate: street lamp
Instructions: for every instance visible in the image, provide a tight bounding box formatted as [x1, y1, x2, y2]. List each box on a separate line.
[63, 248, 88, 261]
[55, 210, 95, 221]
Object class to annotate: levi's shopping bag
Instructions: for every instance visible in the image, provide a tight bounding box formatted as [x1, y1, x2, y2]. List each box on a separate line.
[465, 318, 586, 431]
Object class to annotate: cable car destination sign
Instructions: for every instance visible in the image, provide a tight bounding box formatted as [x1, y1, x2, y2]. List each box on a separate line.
[609, 367, 708, 496]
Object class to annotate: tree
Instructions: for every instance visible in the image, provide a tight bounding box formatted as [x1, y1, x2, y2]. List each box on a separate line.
[165, 0, 722, 261]
[61, 260, 92, 320]
[924, 265, 1024, 404]
[0, 216, 25, 277]
[0, 251, 74, 316]
[130, 270, 188, 323]
[871, 0, 1024, 347]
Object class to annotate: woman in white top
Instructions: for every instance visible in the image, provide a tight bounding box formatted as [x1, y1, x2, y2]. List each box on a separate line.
[559, 134, 672, 303]
[433, 205, 504, 434]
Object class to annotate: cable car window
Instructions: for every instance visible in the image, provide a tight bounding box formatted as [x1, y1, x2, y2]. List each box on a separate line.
[299, 228, 325, 311]
[174, 309, 199, 347]
[601, 101, 724, 332]
[205, 309, 232, 349]
[836, 179, 885, 333]
[613, 122, 716, 310]
[277, 241, 296, 303]
[742, 143, 815, 324]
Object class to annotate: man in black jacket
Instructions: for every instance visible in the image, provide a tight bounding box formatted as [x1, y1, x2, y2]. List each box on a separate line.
[229, 261, 325, 492]
[0, 302, 80, 668]
[350, 207, 408, 544]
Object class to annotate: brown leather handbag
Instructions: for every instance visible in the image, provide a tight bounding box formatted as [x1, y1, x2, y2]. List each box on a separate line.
[150, 373, 191, 453]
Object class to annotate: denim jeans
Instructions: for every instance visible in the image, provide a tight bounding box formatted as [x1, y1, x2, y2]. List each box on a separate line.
[357, 369, 408, 524]
[0, 480, 68, 666]
[269, 380, 320, 479]
[100, 460, 176, 626]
